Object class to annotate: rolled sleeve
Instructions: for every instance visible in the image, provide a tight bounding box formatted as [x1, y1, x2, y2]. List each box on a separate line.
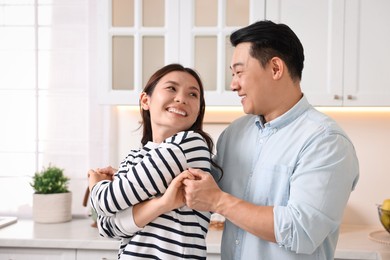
[274, 133, 358, 254]
[115, 206, 143, 235]
[274, 206, 293, 248]
[274, 203, 339, 254]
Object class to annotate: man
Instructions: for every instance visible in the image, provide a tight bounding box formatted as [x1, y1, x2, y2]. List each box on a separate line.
[183, 20, 359, 259]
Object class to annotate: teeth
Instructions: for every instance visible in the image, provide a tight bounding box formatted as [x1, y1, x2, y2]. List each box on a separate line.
[168, 107, 187, 116]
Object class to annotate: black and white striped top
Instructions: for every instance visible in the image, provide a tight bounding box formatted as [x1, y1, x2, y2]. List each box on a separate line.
[90, 131, 212, 259]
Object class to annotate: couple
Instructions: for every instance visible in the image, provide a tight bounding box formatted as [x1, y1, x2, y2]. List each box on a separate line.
[88, 20, 359, 260]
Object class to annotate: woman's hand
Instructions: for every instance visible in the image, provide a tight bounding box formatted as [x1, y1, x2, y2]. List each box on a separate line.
[132, 170, 195, 228]
[88, 168, 113, 191]
[96, 166, 117, 177]
[159, 170, 195, 211]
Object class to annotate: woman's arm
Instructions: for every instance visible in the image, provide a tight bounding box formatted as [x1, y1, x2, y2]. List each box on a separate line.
[91, 132, 210, 217]
[132, 170, 194, 227]
[96, 171, 194, 238]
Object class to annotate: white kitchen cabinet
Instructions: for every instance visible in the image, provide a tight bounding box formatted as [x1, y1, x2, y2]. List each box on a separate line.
[266, 0, 344, 106]
[76, 249, 117, 260]
[0, 248, 75, 260]
[76, 249, 221, 259]
[343, 0, 390, 106]
[207, 253, 221, 260]
[97, 0, 265, 106]
[97, 0, 390, 107]
[0, 220, 389, 260]
[267, 0, 390, 106]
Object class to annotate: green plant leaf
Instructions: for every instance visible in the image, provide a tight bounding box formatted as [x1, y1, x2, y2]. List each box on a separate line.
[30, 164, 69, 194]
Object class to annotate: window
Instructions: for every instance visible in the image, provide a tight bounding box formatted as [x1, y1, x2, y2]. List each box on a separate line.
[0, 0, 91, 216]
[0, 0, 37, 176]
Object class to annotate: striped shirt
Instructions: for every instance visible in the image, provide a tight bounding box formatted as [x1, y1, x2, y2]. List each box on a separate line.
[90, 131, 212, 259]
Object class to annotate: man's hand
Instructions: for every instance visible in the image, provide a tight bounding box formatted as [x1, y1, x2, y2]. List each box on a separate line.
[132, 171, 195, 228]
[184, 169, 276, 242]
[183, 168, 223, 212]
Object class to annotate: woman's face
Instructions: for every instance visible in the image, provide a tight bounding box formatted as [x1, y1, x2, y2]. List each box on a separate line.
[140, 71, 201, 143]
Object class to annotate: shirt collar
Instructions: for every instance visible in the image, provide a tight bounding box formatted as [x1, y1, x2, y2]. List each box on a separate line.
[255, 95, 311, 130]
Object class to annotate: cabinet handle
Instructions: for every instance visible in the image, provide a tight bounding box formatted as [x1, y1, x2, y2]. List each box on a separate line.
[347, 95, 355, 100]
[333, 95, 342, 100]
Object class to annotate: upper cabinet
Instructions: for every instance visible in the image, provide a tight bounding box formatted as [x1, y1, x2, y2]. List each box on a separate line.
[342, 0, 390, 106]
[97, 0, 390, 106]
[267, 0, 390, 106]
[97, 0, 265, 105]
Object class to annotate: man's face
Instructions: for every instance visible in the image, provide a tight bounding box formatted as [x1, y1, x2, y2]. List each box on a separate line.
[230, 43, 275, 116]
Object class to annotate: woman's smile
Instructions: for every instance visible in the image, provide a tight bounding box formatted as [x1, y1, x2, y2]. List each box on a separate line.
[167, 106, 187, 116]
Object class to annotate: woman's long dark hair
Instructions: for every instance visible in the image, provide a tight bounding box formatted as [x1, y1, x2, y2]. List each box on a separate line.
[139, 63, 222, 178]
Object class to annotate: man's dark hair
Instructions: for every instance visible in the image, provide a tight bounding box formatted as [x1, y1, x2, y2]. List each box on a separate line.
[230, 20, 304, 82]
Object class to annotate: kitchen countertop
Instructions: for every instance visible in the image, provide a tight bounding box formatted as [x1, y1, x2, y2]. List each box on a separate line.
[0, 218, 222, 254]
[0, 218, 389, 259]
[336, 225, 390, 260]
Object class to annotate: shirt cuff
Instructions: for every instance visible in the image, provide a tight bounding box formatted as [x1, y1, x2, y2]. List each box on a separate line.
[273, 205, 293, 248]
[115, 207, 143, 235]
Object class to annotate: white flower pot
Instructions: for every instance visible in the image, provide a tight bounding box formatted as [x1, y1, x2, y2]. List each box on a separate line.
[33, 192, 72, 223]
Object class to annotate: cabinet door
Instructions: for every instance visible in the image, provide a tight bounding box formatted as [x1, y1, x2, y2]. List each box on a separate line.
[207, 253, 221, 260]
[97, 0, 179, 105]
[266, 0, 345, 106]
[0, 248, 75, 260]
[180, 0, 265, 106]
[343, 0, 390, 106]
[76, 249, 117, 260]
[97, 0, 266, 106]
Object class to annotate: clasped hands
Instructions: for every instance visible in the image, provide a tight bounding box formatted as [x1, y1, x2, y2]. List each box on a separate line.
[87, 166, 220, 212]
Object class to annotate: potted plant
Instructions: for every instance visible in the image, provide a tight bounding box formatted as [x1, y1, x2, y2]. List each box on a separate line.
[30, 164, 72, 223]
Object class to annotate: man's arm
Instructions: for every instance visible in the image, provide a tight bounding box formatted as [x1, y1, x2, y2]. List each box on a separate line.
[183, 168, 276, 242]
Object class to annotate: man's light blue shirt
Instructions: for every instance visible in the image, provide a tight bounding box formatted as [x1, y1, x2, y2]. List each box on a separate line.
[212, 96, 359, 260]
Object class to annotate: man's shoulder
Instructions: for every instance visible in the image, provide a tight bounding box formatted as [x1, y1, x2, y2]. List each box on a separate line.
[299, 108, 352, 143]
[228, 114, 257, 130]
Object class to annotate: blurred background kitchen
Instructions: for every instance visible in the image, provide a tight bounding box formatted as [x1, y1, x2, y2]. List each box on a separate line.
[1, 0, 390, 230]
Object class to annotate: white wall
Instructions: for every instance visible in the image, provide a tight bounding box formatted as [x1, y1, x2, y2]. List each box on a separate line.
[112, 107, 390, 227]
[327, 110, 390, 226]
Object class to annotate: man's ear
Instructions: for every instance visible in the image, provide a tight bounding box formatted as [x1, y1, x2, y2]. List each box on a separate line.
[270, 57, 284, 80]
[140, 92, 150, 110]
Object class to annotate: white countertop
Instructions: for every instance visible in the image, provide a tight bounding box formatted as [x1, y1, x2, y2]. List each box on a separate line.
[0, 218, 222, 254]
[0, 218, 389, 259]
[335, 225, 390, 260]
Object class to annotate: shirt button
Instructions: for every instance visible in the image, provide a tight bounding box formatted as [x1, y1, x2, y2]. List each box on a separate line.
[235, 239, 240, 245]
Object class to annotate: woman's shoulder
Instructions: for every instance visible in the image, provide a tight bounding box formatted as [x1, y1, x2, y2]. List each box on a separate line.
[164, 130, 206, 145]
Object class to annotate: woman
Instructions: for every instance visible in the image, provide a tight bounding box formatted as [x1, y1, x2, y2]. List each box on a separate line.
[88, 64, 221, 259]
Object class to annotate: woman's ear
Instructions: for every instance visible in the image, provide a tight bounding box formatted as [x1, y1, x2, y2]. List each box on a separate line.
[140, 92, 150, 110]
